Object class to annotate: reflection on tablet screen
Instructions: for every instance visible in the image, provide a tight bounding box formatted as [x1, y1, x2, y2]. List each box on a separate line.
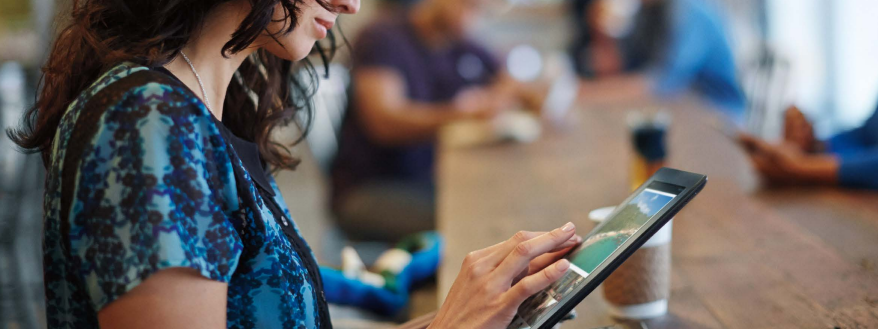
[510, 187, 677, 328]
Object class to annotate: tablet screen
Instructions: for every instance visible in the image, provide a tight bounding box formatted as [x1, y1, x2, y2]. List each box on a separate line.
[509, 185, 680, 328]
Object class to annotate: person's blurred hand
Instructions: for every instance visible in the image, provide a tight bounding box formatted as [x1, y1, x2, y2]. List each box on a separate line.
[740, 134, 808, 185]
[783, 105, 817, 153]
[453, 86, 514, 120]
[428, 224, 582, 329]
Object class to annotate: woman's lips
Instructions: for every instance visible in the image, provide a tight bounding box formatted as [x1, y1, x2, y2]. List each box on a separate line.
[314, 18, 334, 39]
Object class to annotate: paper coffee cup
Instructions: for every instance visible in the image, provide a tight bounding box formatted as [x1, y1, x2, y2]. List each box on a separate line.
[588, 206, 672, 319]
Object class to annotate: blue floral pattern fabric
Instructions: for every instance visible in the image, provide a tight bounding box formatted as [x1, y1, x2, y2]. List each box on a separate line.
[43, 63, 322, 328]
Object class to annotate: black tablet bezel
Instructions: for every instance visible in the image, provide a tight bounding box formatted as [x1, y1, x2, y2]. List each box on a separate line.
[526, 167, 707, 329]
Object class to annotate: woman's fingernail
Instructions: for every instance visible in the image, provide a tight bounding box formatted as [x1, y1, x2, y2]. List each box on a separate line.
[556, 259, 570, 271]
[561, 222, 575, 232]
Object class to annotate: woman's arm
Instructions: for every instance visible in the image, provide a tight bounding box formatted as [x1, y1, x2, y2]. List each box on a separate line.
[98, 268, 228, 329]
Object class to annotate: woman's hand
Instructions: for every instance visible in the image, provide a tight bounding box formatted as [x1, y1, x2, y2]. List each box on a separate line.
[428, 223, 582, 329]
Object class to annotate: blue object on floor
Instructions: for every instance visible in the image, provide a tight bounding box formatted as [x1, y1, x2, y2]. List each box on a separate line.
[320, 231, 443, 316]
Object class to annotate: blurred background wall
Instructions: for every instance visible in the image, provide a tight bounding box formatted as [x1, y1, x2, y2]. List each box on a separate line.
[765, 0, 878, 136]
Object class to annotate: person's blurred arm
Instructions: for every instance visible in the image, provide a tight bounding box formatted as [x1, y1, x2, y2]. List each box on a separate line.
[825, 108, 878, 189]
[740, 134, 839, 186]
[826, 106, 878, 154]
[491, 72, 547, 113]
[826, 126, 870, 154]
[757, 99, 878, 188]
[786, 154, 839, 186]
[354, 68, 506, 146]
[650, 18, 708, 99]
[834, 152, 878, 190]
[750, 149, 839, 186]
[457, 42, 543, 112]
[652, 1, 745, 113]
[748, 106, 878, 189]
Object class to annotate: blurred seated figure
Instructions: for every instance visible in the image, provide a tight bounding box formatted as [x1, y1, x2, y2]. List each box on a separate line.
[570, 0, 745, 115]
[331, 0, 538, 241]
[741, 103, 878, 190]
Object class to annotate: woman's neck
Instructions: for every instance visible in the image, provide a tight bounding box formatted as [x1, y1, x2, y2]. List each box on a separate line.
[163, 2, 255, 120]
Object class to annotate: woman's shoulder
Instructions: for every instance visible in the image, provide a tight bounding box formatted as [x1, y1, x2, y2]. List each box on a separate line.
[88, 63, 205, 115]
[52, 62, 226, 179]
[68, 63, 207, 120]
[57, 62, 215, 149]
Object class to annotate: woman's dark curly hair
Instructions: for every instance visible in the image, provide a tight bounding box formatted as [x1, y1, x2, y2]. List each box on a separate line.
[7, 0, 343, 170]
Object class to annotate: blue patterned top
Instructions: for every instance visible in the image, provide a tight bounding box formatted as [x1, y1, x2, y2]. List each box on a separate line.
[43, 63, 327, 328]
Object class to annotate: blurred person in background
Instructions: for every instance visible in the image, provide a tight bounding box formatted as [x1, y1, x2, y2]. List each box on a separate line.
[331, 0, 541, 242]
[6, 0, 583, 327]
[570, 0, 745, 116]
[740, 101, 878, 190]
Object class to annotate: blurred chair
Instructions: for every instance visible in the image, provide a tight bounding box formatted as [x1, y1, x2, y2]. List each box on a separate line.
[0, 152, 43, 329]
[0, 61, 44, 329]
[271, 63, 350, 173]
[304, 63, 351, 173]
[742, 44, 790, 139]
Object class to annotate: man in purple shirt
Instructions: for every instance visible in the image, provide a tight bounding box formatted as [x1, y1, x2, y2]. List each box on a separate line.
[331, 0, 538, 241]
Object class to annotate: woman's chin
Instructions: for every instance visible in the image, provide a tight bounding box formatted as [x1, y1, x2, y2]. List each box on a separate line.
[290, 43, 316, 61]
[265, 40, 316, 62]
[270, 50, 308, 62]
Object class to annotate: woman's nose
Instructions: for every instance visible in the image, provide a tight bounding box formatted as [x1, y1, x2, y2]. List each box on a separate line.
[332, 0, 360, 14]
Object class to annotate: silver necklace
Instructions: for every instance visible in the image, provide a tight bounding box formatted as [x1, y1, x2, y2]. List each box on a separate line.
[179, 51, 212, 111]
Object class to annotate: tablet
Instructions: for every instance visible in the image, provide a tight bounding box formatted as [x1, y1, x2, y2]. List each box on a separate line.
[508, 168, 707, 329]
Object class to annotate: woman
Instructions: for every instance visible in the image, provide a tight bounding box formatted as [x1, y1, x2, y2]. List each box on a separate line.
[8, 0, 582, 328]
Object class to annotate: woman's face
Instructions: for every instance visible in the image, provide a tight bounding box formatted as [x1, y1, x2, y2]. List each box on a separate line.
[261, 0, 360, 61]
